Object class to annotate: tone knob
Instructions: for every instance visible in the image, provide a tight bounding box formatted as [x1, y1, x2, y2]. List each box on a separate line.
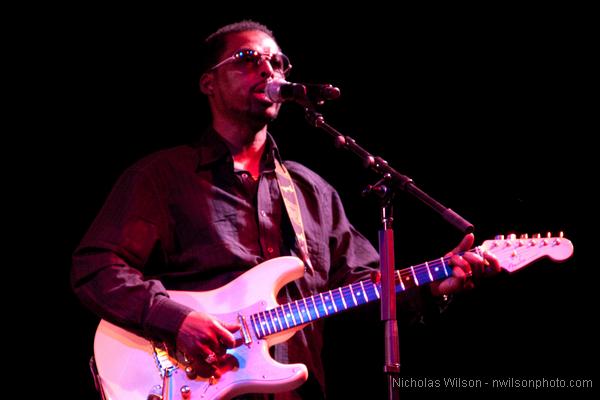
[180, 385, 191, 399]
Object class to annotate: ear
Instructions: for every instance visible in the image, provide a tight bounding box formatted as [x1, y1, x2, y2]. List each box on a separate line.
[199, 72, 214, 96]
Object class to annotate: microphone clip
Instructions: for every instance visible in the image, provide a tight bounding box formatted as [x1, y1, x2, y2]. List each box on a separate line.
[266, 79, 341, 107]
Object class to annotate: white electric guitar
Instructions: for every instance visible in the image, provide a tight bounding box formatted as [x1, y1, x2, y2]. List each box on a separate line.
[93, 233, 573, 399]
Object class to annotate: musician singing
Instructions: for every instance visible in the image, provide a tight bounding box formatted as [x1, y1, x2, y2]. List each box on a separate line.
[71, 20, 498, 400]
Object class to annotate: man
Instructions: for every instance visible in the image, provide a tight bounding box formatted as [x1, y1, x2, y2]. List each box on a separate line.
[72, 20, 498, 399]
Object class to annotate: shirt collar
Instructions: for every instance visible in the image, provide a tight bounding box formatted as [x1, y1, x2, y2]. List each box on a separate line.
[194, 127, 283, 173]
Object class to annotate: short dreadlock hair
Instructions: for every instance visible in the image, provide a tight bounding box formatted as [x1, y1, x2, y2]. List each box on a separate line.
[200, 20, 277, 74]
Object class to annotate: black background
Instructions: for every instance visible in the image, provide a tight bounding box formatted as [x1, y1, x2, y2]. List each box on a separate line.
[44, 4, 591, 398]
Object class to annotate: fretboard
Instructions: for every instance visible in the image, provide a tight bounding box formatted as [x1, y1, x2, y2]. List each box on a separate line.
[249, 253, 456, 338]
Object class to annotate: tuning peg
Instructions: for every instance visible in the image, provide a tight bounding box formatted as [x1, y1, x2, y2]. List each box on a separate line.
[518, 233, 528, 246]
[533, 233, 541, 238]
[551, 231, 565, 245]
[495, 234, 504, 240]
[508, 233, 517, 240]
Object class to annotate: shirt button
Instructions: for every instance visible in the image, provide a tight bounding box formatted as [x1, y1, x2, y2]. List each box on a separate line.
[267, 247, 274, 254]
[241, 172, 248, 178]
[260, 210, 267, 217]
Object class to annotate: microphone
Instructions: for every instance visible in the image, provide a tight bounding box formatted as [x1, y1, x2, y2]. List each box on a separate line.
[265, 79, 340, 104]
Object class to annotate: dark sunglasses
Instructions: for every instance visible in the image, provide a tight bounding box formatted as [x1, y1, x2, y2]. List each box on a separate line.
[209, 48, 292, 76]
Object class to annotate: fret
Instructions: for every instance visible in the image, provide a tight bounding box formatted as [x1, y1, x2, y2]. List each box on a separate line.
[352, 283, 367, 305]
[308, 296, 321, 319]
[268, 309, 279, 333]
[410, 265, 419, 286]
[259, 311, 272, 335]
[303, 297, 316, 321]
[352, 283, 361, 304]
[399, 269, 414, 289]
[318, 293, 330, 315]
[276, 306, 289, 330]
[441, 257, 449, 277]
[373, 280, 381, 298]
[281, 304, 292, 328]
[415, 265, 432, 285]
[324, 291, 337, 313]
[267, 309, 278, 334]
[302, 298, 314, 321]
[256, 311, 266, 336]
[288, 303, 301, 326]
[428, 260, 440, 278]
[296, 299, 307, 323]
[276, 306, 286, 330]
[398, 270, 406, 291]
[338, 287, 348, 309]
[251, 313, 264, 338]
[258, 313, 267, 337]
[317, 294, 326, 317]
[359, 281, 369, 302]
[341, 285, 355, 308]
[347, 284, 358, 306]
[427, 258, 447, 281]
[269, 308, 283, 332]
[364, 281, 378, 300]
[331, 289, 344, 312]
[425, 261, 434, 282]
[283, 303, 298, 326]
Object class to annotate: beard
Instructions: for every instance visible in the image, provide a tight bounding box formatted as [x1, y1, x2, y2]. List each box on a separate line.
[246, 101, 280, 127]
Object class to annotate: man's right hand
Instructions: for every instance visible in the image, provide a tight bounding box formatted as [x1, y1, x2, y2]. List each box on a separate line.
[175, 311, 241, 378]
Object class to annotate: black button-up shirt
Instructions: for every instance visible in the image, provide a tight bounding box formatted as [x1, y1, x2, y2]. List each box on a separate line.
[72, 129, 380, 393]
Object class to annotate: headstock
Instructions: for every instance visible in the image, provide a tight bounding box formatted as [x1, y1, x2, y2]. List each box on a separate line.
[480, 232, 573, 273]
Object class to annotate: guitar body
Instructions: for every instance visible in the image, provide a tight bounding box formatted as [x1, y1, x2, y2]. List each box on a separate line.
[94, 256, 309, 400]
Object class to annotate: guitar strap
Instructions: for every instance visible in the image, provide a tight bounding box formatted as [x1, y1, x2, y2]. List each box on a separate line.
[274, 159, 314, 274]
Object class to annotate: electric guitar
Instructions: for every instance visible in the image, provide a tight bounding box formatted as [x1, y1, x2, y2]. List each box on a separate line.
[93, 234, 573, 399]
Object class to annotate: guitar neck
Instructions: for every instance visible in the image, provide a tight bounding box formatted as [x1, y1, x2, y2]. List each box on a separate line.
[250, 233, 574, 339]
[249, 254, 453, 338]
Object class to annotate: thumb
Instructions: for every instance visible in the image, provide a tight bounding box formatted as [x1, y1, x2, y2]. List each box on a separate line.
[215, 320, 241, 348]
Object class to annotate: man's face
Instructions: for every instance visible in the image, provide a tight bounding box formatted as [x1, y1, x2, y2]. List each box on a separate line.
[204, 30, 287, 126]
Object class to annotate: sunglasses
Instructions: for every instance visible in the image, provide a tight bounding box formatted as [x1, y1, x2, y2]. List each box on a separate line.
[209, 48, 292, 76]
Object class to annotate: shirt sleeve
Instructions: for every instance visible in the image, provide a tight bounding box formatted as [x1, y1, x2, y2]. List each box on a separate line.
[71, 166, 193, 345]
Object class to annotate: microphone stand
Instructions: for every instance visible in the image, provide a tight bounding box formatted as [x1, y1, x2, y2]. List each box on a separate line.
[297, 96, 473, 400]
